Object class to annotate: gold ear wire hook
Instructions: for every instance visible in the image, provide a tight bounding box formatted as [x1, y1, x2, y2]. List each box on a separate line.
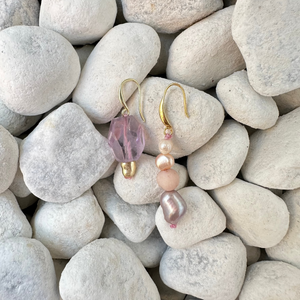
[119, 78, 145, 122]
[159, 83, 189, 135]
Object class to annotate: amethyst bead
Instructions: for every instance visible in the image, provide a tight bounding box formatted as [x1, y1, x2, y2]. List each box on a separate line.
[108, 115, 145, 163]
[160, 190, 187, 225]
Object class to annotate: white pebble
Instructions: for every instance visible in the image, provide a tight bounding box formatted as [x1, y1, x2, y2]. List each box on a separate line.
[75, 45, 94, 69]
[20, 103, 115, 203]
[274, 88, 300, 115]
[216, 70, 279, 129]
[0, 99, 41, 136]
[0, 125, 19, 193]
[239, 261, 300, 300]
[156, 187, 226, 249]
[73, 23, 160, 123]
[167, 6, 245, 90]
[114, 153, 188, 205]
[187, 120, 249, 190]
[31, 189, 104, 259]
[126, 77, 224, 158]
[210, 178, 289, 248]
[93, 178, 158, 242]
[101, 217, 167, 268]
[40, 0, 117, 45]
[0, 0, 39, 30]
[241, 107, 300, 189]
[60, 238, 160, 300]
[232, 0, 300, 96]
[0, 189, 32, 240]
[245, 245, 261, 266]
[0, 26, 80, 115]
[0, 237, 59, 299]
[122, 0, 223, 34]
[266, 189, 300, 269]
[160, 233, 246, 300]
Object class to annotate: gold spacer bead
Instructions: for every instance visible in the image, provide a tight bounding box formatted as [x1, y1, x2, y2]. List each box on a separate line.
[121, 161, 137, 179]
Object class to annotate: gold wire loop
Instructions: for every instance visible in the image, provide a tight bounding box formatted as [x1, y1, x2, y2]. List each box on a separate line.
[119, 78, 145, 122]
[159, 83, 189, 135]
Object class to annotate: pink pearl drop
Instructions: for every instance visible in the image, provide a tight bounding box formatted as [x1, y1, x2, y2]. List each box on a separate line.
[157, 169, 179, 191]
[155, 154, 175, 171]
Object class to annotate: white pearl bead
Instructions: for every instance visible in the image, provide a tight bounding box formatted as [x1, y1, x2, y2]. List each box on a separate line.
[158, 139, 173, 155]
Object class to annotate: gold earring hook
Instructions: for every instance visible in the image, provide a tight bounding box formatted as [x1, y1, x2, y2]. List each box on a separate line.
[159, 83, 189, 135]
[119, 78, 145, 122]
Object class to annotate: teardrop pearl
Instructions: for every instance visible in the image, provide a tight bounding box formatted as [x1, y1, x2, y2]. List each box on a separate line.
[160, 190, 187, 225]
[157, 169, 179, 191]
[155, 154, 175, 171]
[158, 139, 173, 155]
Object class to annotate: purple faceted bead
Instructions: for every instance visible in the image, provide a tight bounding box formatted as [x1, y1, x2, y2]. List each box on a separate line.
[108, 115, 145, 163]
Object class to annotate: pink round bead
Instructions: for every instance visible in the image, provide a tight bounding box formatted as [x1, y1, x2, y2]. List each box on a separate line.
[157, 169, 179, 191]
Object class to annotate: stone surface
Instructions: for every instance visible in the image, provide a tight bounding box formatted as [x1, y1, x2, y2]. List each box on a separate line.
[0, 125, 19, 193]
[40, 0, 117, 45]
[73, 23, 160, 124]
[245, 245, 261, 266]
[53, 259, 68, 300]
[0, 189, 32, 240]
[0, 237, 59, 300]
[10, 138, 31, 198]
[60, 238, 160, 300]
[241, 107, 300, 189]
[216, 70, 279, 129]
[232, 0, 300, 96]
[99, 160, 118, 179]
[210, 178, 289, 248]
[31, 189, 104, 259]
[0, 26, 80, 115]
[148, 268, 186, 300]
[266, 189, 300, 269]
[167, 6, 245, 90]
[150, 33, 177, 76]
[239, 261, 300, 300]
[93, 177, 158, 242]
[122, 0, 223, 34]
[101, 217, 167, 268]
[0, 0, 39, 31]
[20, 103, 115, 203]
[0, 99, 41, 136]
[274, 88, 300, 115]
[114, 153, 189, 204]
[160, 233, 246, 300]
[75, 45, 94, 69]
[156, 187, 226, 248]
[126, 77, 224, 158]
[187, 120, 249, 190]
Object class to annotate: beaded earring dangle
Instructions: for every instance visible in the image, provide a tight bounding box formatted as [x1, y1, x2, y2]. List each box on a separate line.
[156, 83, 189, 228]
[108, 79, 145, 179]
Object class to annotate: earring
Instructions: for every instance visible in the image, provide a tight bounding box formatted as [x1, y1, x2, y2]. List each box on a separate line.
[156, 83, 189, 228]
[108, 78, 145, 179]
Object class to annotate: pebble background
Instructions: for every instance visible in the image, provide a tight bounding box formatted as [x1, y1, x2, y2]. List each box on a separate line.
[0, 0, 299, 299]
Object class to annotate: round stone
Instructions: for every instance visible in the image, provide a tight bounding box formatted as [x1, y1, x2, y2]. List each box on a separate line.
[210, 178, 289, 248]
[93, 177, 158, 243]
[167, 6, 245, 90]
[0, 237, 59, 299]
[20, 103, 115, 203]
[0, 189, 32, 240]
[72, 23, 160, 124]
[40, 0, 117, 45]
[157, 169, 180, 191]
[59, 238, 160, 300]
[159, 233, 247, 300]
[0, 125, 19, 194]
[0, 26, 80, 115]
[187, 119, 249, 190]
[31, 189, 105, 259]
[216, 70, 279, 129]
[239, 261, 300, 300]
